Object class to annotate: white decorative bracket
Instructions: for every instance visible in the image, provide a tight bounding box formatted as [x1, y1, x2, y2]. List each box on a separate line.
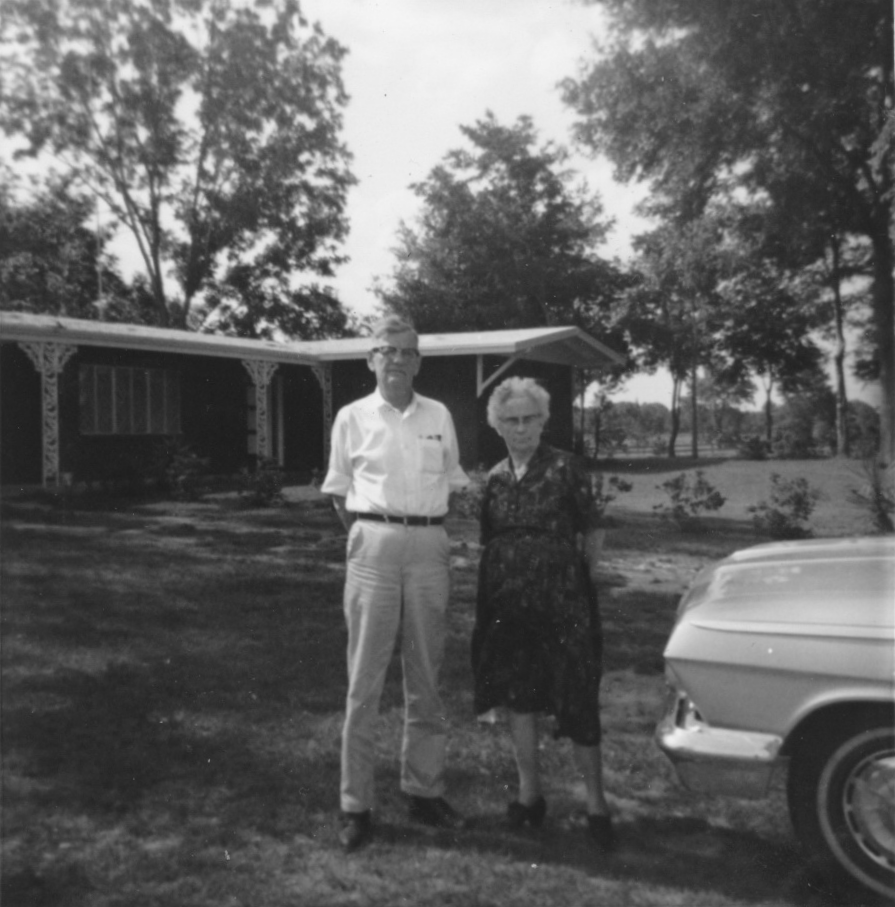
[476, 352, 528, 397]
[241, 360, 279, 461]
[19, 341, 78, 486]
[312, 363, 333, 464]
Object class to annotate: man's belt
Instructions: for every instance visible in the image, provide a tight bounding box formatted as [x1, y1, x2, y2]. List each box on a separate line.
[353, 512, 445, 527]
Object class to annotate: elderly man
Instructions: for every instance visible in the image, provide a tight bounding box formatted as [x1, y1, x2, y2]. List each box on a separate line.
[321, 315, 470, 852]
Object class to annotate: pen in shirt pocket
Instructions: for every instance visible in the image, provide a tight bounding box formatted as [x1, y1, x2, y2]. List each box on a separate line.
[420, 434, 442, 440]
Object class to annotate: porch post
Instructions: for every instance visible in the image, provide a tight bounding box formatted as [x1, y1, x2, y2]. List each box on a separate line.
[311, 363, 333, 465]
[241, 360, 279, 461]
[19, 341, 78, 487]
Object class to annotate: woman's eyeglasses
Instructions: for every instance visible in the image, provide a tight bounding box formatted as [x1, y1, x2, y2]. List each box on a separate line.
[499, 414, 543, 427]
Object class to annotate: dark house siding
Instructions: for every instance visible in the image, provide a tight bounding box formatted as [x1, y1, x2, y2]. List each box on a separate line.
[281, 366, 325, 475]
[56, 349, 251, 482]
[1, 344, 43, 485]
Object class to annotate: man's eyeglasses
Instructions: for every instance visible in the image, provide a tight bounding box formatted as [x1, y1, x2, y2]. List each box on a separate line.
[370, 345, 420, 360]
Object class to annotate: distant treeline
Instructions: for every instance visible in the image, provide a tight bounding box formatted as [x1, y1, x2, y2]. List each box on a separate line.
[575, 395, 880, 460]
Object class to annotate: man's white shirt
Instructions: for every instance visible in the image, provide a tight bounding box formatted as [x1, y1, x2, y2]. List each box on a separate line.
[321, 389, 469, 516]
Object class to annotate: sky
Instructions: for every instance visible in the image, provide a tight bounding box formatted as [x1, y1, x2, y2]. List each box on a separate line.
[299, 0, 642, 318]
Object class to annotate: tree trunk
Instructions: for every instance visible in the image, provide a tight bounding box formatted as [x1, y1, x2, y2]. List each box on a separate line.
[870, 226, 895, 463]
[668, 377, 682, 458]
[690, 359, 699, 458]
[764, 377, 774, 443]
[830, 240, 849, 457]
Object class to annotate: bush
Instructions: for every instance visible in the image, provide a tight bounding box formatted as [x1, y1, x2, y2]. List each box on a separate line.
[239, 457, 285, 507]
[771, 422, 823, 459]
[592, 472, 633, 524]
[653, 470, 726, 530]
[848, 460, 895, 534]
[739, 436, 770, 461]
[148, 438, 209, 500]
[749, 473, 821, 539]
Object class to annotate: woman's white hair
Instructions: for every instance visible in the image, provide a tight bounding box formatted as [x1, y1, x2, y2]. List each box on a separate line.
[486, 377, 550, 429]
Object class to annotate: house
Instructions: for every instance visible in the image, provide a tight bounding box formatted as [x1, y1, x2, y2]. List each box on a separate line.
[0, 312, 624, 487]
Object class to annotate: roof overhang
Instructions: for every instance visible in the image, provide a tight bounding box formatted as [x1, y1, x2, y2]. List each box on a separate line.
[301, 326, 625, 369]
[0, 312, 319, 366]
[1, 314, 624, 373]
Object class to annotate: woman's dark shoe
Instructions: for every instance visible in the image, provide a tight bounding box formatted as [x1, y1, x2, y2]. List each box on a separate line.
[507, 796, 547, 828]
[586, 813, 615, 852]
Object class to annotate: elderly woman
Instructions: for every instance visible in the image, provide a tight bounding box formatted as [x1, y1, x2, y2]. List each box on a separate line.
[471, 376, 613, 850]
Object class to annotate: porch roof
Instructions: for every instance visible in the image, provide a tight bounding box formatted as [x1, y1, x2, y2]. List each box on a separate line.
[1, 314, 624, 370]
[297, 326, 625, 369]
[0, 312, 318, 366]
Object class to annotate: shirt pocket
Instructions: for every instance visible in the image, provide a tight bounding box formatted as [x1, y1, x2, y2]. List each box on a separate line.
[420, 438, 444, 474]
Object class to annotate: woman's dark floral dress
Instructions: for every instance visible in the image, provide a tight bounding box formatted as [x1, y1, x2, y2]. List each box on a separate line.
[471, 444, 604, 745]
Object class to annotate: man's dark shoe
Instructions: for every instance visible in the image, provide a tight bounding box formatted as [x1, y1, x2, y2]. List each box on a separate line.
[407, 795, 466, 829]
[338, 810, 372, 852]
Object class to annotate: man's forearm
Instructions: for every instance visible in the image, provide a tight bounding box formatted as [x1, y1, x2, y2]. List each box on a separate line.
[330, 495, 353, 532]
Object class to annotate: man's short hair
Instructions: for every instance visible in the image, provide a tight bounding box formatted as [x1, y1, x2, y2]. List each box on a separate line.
[369, 314, 418, 344]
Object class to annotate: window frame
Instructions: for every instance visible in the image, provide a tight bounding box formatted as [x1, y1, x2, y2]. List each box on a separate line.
[79, 363, 181, 436]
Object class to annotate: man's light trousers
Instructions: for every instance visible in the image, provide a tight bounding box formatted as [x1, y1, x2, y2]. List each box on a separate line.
[340, 520, 451, 814]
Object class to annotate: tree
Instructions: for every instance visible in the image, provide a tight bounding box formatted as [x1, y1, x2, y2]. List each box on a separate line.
[1, 0, 355, 333]
[619, 216, 733, 457]
[687, 373, 755, 450]
[719, 260, 826, 444]
[202, 265, 359, 340]
[0, 173, 148, 322]
[563, 0, 894, 460]
[376, 112, 631, 344]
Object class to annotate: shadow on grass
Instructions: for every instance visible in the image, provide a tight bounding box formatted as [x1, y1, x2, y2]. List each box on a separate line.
[2, 495, 886, 907]
[425, 813, 880, 907]
[595, 455, 734, 476]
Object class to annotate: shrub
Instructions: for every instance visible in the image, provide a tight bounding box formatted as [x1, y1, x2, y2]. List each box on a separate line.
[749, 473, 821, 539]
[848, 460, 895, 534]
[148, 438, 209, 500]
[653, 470, 726, 530]
[771, 426, 821, 459]
[239, 457, 285, 507]
[592, 473, 633, 525]
[739, 435, 770, 461]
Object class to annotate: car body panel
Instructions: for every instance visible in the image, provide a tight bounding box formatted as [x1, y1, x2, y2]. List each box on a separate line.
[657, 536, 895, 794]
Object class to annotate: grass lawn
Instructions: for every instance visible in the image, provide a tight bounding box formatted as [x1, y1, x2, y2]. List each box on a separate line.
[0, 458, 886, 907]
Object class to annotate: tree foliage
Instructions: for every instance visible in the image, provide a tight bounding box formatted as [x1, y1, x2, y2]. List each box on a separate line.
[563, 0, 894, 459]
[0, 173, 149, 322]
[1, 0, 356, 334]
[719, 259, 826, 442]
[376, 112, 632, 350]
[617, 215, 735, 456]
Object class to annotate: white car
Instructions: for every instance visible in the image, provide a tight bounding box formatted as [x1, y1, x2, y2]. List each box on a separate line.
[656, 535, 895, 899]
